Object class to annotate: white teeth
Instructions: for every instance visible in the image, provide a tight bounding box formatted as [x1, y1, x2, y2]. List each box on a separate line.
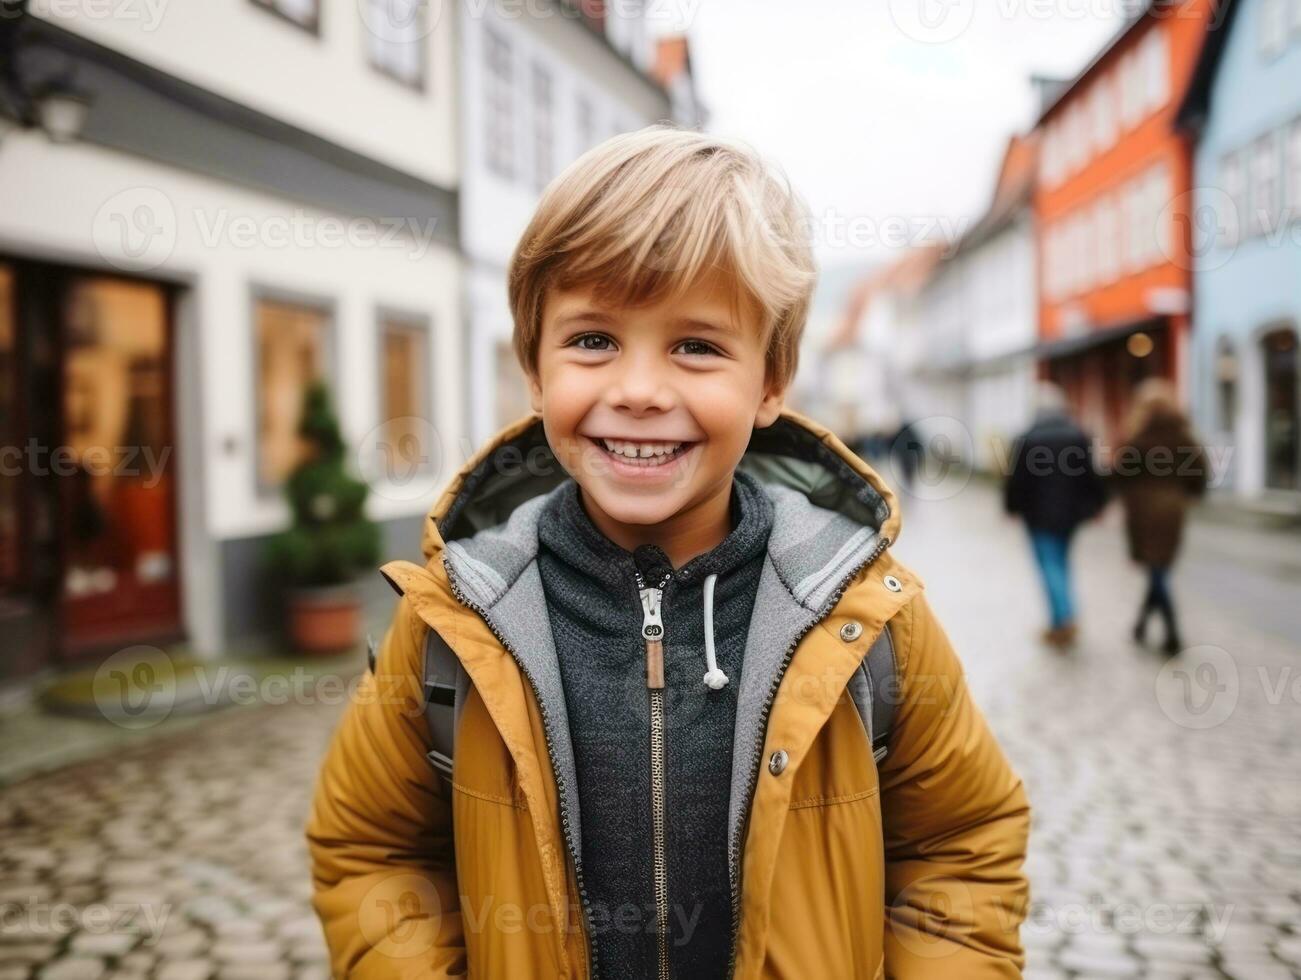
[599, 439, 685, 459]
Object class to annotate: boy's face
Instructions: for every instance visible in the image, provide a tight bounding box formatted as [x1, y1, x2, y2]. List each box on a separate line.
[527, 270, 786, 532]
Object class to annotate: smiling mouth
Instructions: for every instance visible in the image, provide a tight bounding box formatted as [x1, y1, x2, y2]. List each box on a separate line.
[587, 436, 697, 467]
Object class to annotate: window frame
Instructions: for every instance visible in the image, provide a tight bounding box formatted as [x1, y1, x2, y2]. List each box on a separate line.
[374, 308, 436, 489]
[483, 25, 516, 181]
[249, 0, 321, 36]
[363, 0, 430, 92]
[249, 285, 337, 499]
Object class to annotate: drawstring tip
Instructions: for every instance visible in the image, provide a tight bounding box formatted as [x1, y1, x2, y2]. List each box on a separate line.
[703, 667, 729, 690]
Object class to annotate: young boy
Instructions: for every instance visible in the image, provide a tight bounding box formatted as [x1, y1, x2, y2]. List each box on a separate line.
[307, 125, 1030, 979]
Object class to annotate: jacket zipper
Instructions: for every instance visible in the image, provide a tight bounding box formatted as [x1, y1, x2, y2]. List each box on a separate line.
[723, 535, 892, 980]
[441, 554, 602, 980]
[636, 568, 673, 980]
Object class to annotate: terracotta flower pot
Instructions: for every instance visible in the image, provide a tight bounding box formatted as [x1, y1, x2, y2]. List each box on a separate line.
[287, 584, 362, 654]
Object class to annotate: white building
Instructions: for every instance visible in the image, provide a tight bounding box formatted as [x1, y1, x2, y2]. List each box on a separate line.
[905, 134, 1039, 472]
[458, 0, 700, 446]
[0, 0, 461, 673]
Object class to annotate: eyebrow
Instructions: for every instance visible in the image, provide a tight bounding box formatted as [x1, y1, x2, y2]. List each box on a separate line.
[552, 310, 742, 337]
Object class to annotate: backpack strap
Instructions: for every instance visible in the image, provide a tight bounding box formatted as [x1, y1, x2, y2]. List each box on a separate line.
[849, 625, 898, 763]
[422, 626, 469, 778]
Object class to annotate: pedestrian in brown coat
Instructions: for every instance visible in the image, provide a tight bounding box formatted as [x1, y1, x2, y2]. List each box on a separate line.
[1109, 379, 1209, 654]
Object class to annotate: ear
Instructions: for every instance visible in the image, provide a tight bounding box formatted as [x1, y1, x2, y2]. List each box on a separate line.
[754, 373, 787, 429]
[527, 368, 544, 415]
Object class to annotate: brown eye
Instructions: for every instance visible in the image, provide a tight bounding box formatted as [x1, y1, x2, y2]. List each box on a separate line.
[570, 333, 613, 351]
[677, 339, 720, 357]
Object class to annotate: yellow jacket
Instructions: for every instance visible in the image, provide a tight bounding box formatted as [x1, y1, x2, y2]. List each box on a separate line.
[306, 408, 1030, 979]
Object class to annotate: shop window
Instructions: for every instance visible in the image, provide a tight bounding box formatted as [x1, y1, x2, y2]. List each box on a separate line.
[256, 297, 331, 489]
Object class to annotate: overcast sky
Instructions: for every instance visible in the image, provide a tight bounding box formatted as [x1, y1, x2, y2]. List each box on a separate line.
[681, 0, 1127, 272]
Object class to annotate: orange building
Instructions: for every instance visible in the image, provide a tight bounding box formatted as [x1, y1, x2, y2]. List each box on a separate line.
[1034, 0, 1222, 443]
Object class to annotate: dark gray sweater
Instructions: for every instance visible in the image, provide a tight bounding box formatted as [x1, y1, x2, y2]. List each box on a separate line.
[536, 470, 774, 978]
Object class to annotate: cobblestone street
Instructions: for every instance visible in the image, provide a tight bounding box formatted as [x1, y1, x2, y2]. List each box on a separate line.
[1, 482, 1298, 979]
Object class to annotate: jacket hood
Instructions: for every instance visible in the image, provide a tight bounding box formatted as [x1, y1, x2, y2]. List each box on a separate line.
[418, 406, 901, 563]
[389, 406, 909, 922]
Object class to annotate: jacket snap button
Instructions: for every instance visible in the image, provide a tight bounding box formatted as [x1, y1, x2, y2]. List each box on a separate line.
[839, 621, 863, 642]
[883, 575, 902, 592]
[768, 749, 788, 775]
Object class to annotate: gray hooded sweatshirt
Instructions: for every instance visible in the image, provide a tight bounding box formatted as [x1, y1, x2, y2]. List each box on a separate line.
[535, 470, 775, 978]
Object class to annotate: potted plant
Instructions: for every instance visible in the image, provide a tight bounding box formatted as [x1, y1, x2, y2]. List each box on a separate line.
[265, 381, 380, 654]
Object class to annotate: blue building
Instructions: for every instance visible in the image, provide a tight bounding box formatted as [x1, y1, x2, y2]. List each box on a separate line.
[1179, 0, 1301, 507]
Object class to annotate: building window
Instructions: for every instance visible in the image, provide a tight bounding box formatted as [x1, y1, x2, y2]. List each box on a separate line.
[1142, 29, 1169, 113]
[1148, 164, 1172, 263]
[484, 27, 515, 180]
[364, 0, 426, 88]
[255, 297, 331, 488]
[1118, 49, 1144, 130]
[1090, 75, 1116, 154]
[1260, 0, 1289, 57]
[531, 62, 554, 191]
[576, 95, 596, 153]
[1214, 337, 1238, 434]
[1095, 194, 1120, 283]
[251, 0, 319, 32]
[1249, 132, 1282, 237]
[376, 317, 433, 485]
[1288, 118, 1301, 221]
[1221, 149, 1247, 247]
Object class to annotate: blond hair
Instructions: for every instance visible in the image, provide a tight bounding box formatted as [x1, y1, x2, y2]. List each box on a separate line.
[508, 124, 817, 391]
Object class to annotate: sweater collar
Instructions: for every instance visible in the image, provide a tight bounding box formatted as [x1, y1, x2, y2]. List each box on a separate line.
[537, 468, 775, 599]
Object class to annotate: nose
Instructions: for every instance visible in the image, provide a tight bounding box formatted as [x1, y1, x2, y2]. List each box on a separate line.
[605, 346, 677, 414]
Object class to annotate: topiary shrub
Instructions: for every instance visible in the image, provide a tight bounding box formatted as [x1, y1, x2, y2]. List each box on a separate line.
[264, 381, 380, 588]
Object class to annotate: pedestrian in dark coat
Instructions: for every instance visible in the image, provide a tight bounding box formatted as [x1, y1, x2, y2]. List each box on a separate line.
[1004, 383, 1108, 648]
[1110, 378, 1209, 655]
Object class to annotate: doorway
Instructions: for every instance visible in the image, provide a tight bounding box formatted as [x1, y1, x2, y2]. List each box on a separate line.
[0, 258, 182, 680]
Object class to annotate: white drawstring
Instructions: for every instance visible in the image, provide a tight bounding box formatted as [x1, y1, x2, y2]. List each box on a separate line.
[702, 572, 729, 689]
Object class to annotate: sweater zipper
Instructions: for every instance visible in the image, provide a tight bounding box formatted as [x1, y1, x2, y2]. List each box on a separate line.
[441, 554, 601, 980]
[723, 535, 892, 980]
[636, 567, 673, 980]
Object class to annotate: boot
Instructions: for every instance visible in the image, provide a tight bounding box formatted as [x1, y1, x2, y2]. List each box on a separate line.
[1156, 598, 1182, 656]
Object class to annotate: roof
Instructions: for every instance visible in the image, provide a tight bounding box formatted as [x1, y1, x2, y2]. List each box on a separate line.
[1176, 0, 1243, 130]
[1035, 0, 1159, 124]
[952, 130, 1039, 255]
[823, 245, 944, 352]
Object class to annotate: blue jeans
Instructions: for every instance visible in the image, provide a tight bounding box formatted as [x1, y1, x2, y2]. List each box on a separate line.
[1028, 529, 1075, 628]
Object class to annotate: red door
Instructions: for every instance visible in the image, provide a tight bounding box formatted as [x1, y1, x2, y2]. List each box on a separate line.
[57, 274, 182, 655]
